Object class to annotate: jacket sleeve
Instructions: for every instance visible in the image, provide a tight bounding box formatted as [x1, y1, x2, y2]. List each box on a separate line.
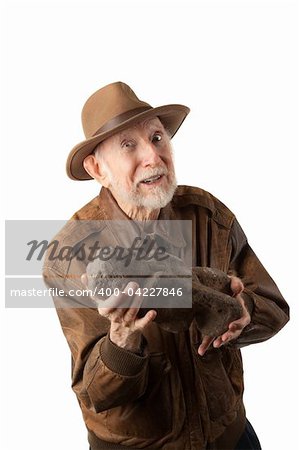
[228, 219, 290, 347]
[42, 265, 150, 413]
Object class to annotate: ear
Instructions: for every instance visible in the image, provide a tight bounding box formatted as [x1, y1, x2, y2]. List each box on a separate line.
[83, 154, 110, 187]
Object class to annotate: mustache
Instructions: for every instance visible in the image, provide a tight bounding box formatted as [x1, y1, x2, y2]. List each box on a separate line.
[135, 167, 169, 184]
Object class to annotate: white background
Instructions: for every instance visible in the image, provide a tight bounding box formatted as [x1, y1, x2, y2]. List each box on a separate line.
[1, 1, 299, 449]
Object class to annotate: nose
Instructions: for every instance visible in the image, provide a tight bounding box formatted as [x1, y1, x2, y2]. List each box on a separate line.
[140, 141, 162, 167]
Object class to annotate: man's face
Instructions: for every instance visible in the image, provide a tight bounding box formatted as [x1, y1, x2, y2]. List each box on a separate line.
[95, 117, 177, 211]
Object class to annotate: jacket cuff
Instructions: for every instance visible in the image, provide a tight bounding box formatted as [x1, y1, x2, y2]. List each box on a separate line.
[100, 335, 148, 376]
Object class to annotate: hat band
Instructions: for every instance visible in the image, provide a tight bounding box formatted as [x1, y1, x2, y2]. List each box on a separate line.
[91, 105, 153, 137]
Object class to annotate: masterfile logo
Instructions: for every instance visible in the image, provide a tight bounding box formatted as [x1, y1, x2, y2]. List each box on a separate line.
[5, 220, 192, 309]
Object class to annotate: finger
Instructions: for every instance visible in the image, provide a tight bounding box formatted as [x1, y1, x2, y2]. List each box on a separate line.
[229, 320, 245, 331]
[236, 294, 251, 316]
[213, 336, 223, 348]
[121, 286, 144, 319]
[135, 310, 157, 330]
[233, 297, 251, 325]
[221, 329, 243, 343]
[213, 324, 243, 345]
[229, 276, 244, 296]
[128, 285, 143, 309]
[81, 273, 88, 287]
[213, 294, 251, 346]
[213, 329, 239, 347]
[100, 306, 135, 324]
[122, 307, 141, 324]
[102, 281, 139, 310]
[220, 321, 244, 339]
[113, 282, 141, 319]
[198, 335, 214, 356]
[213, 322, 243, 346]
[221, 317, 250, 342]
[98, 307, 118, 319]
[221, 295, 250, 334]
[100, 282, 141, 321]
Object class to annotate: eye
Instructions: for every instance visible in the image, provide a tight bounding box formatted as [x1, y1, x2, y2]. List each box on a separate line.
[152, 132, 162, 143]
[121, 140, 136, 150]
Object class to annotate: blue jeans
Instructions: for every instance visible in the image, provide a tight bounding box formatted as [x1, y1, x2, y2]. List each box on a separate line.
[235, 419, 262, 449]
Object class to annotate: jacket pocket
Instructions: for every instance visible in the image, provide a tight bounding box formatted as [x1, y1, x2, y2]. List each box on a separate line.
[106, 352, 174, 439]
[195, 348, 243, 421]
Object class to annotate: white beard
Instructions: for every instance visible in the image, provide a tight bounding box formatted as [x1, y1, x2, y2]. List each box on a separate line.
[104, 165, 177, 210]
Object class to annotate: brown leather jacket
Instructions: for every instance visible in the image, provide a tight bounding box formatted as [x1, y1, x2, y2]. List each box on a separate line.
[43, 186, 289, 450]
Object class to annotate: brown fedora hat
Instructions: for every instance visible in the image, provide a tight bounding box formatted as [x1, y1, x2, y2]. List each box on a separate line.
[66, 81, 190, 180]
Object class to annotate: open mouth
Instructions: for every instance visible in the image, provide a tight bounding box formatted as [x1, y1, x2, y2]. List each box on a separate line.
[140, 175, 163, 185]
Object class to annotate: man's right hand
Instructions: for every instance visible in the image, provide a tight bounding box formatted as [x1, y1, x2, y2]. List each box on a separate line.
[81, 275, 156, 353]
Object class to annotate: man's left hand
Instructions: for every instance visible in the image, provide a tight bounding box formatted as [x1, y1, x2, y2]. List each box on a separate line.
[197, 276, 251, 356]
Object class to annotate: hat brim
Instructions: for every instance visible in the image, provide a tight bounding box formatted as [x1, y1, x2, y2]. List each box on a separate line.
[66, 104, 190, 180]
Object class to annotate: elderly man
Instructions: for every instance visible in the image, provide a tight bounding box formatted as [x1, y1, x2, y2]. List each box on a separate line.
[43, 82, 289, 450]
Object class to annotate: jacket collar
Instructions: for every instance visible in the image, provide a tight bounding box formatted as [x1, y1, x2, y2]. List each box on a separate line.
[97, 187, 187, 249]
